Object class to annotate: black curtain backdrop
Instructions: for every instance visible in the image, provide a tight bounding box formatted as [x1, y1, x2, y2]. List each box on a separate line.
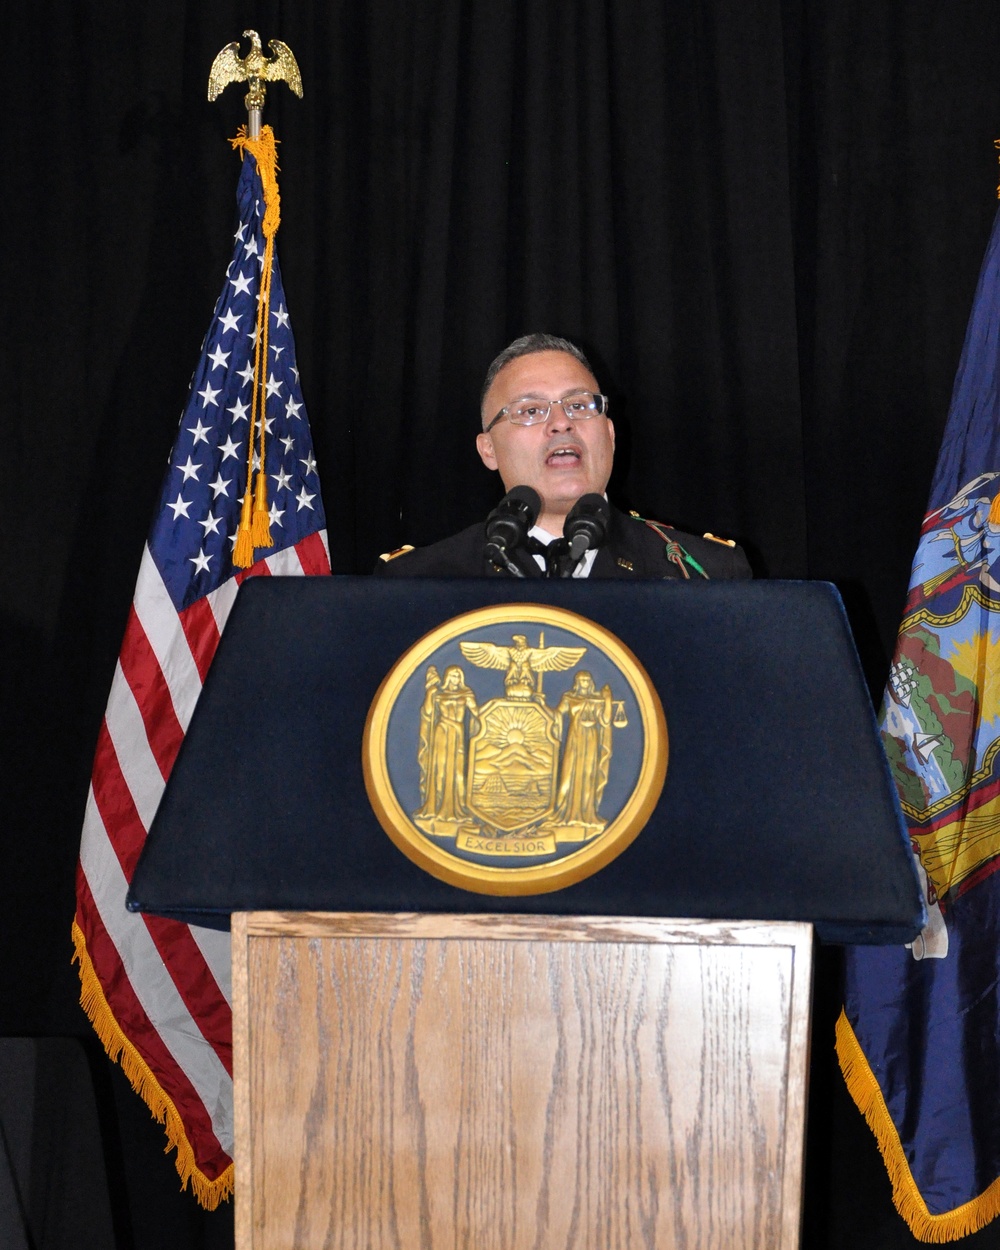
[5, 2, 1000, 1247]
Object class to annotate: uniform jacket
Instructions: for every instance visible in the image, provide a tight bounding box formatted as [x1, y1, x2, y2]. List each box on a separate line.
[373, 505, 752, 580]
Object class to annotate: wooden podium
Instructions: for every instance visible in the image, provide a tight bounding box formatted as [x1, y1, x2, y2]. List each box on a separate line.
[232, 911, 813, 1250]
[127, 578, 923, 1249]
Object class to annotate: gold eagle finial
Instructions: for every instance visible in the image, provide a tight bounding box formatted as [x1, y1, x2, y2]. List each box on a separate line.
[207, 30, 303, 110]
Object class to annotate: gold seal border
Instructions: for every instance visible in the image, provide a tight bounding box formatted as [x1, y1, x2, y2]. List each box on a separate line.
[362, 603, 668, 896]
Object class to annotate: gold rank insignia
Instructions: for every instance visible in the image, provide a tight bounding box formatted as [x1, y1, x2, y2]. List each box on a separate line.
[379, 544, 415, 562]
[702, 532, 737, 547]
[363, 604, 667, 894]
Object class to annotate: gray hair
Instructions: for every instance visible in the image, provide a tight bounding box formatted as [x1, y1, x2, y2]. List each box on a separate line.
[480, 334, 596, 412]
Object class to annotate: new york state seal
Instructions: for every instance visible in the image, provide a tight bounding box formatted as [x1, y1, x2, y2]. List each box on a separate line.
[363, 604, 667, 894]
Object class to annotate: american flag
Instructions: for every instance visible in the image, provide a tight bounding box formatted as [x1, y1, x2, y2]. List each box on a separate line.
[72, 130, 330, 1206]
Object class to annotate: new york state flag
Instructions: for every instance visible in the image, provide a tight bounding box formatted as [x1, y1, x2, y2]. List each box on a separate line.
[839, 207, 1000, 1242]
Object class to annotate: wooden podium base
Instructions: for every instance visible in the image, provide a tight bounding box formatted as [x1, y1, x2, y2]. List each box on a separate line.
[232, 912, 812, 1250]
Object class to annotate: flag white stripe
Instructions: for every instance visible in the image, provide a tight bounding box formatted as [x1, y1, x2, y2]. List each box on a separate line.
[205, 576, 240, 637]
[264, 544, 306, 575]
[104, 661, 167, 828]
[79, 790, 234, 1154]
[134, 547, 203, 732]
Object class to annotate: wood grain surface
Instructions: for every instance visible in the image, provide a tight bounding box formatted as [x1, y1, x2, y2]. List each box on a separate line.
[233, 913, 811, 1250]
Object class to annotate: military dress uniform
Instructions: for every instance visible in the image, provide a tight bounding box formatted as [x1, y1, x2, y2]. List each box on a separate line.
[373, 505, 751, 580]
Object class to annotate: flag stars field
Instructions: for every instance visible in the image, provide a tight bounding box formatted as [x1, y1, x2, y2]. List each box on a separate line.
[138, 141, 327, 607]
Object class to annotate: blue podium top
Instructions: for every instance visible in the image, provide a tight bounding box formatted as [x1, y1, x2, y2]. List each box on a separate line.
[128, 577, 922, 945]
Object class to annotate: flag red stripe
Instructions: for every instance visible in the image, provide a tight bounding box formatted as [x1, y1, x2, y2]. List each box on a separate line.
[118, 609, 186, 781]
[236, 561, 272, 584]
[178, 597, 221, 684]
[294, 530, 332, 575]
[91, 718, 148, 880]
[75, 872, 230, 1180]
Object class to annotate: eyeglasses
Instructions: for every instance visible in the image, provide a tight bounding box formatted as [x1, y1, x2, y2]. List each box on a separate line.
[484, 390, 609, 433]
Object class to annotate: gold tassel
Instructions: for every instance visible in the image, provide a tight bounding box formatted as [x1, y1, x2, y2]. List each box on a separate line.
[233, 487, 255, 569]
[251, 470, 273, 547]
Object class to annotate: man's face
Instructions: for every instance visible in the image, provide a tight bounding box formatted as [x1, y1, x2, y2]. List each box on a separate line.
[476, 350, 615, 535]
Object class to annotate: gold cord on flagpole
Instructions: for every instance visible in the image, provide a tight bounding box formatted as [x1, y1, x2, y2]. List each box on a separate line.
[210, 30, 301, 568]
[231, 126, 282, 567]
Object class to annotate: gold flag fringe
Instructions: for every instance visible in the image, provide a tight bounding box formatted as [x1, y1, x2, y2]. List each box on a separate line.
[72, 921, 234, 1209]
[836, 1008, 1000, 1241]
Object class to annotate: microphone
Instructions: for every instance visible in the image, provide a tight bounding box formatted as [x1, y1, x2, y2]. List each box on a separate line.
[562, 494, 610, 572]
[485, 485, 541, 577]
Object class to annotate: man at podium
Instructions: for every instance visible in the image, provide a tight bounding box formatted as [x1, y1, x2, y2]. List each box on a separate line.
[374, 333, 751, 580]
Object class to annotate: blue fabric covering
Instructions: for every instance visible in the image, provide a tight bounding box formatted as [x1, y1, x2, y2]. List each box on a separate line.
[129, 576, 919, 944]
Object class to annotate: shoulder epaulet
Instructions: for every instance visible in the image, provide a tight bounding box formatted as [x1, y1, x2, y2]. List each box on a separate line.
[628, 511, 709, 580]
[379, 544, 415, 563]
[702, 532, 737, 547]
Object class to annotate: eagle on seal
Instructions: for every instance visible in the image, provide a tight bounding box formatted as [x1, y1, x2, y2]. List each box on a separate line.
[459, 635, 586, 699]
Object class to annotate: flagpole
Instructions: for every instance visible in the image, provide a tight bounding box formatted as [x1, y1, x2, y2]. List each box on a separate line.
[247, 93, 262, 140]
